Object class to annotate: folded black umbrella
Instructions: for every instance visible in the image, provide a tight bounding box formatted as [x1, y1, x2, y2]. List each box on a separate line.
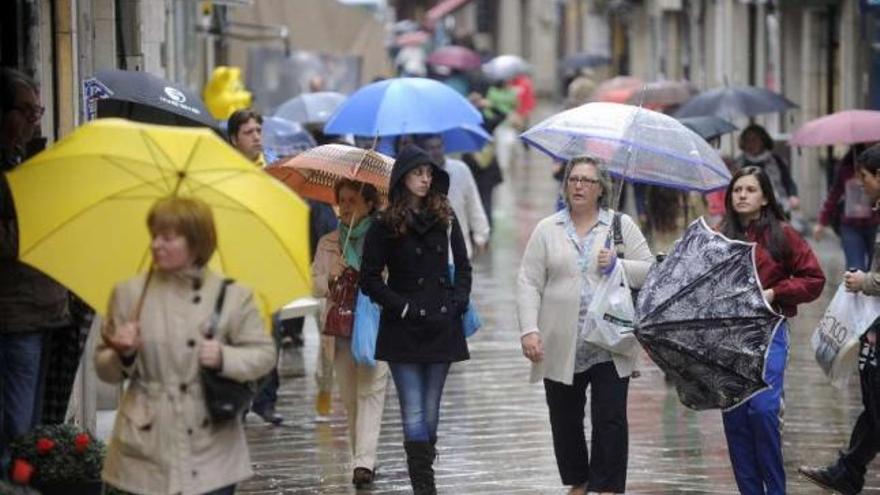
[674, 85, 797, 121]
[92, 69, 216, 128]
[635, 219, 784, 411]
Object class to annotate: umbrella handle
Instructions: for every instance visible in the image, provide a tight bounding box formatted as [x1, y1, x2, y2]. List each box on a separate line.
[131, 266, 155, 322]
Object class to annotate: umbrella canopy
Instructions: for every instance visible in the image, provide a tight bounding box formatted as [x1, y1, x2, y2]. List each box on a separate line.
[274, 92, 347, 126]
[426, 46, 483, 71]
[561, 53, 612, 72]
[677, 116, 738, 141]
[590, 76, 644, 104]
[482, 55, 530, 82]
[520, 102, 731, 192]
[6, 119, 311, 319]
[635, 219, 784, 411]
[266, 144, 394, 204]
[375, 124, 492, 156]
[92, 69, 217, 128]
[626, 80, 698, 110]
[674, 85, 797, 121]
[790, 110, 880, 147]
[262, 116, 317, 161]
[323, 77, 483, 137]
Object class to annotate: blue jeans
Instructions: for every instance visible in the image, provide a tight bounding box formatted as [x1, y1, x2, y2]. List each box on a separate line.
[722, 322, 788, 495]
[389, 362, 450, 442]
[0, 332, 44, 473]
[840, 224, 877, 272]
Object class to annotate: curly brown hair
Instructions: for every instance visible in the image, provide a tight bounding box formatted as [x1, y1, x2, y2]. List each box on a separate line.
[384, 188, 453, 237]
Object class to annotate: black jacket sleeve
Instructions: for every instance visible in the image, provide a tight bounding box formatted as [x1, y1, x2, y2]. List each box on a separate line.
[359, 220, 408, 315]
[774, 154, 799, 197]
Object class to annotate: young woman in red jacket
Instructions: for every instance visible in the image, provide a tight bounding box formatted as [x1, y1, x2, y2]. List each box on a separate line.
[718, 166, 826, 495]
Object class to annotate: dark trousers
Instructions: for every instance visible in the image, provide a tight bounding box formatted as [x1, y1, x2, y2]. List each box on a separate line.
[252, 315, 281, 413]
[543, 361, 629, 492]
[834, 341, 880, 491]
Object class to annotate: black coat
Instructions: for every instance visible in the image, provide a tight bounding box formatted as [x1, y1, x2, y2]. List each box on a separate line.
[360, 212, 471, 363]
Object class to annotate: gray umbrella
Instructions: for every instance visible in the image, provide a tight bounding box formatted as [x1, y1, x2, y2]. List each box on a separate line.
[674, 85, 797, 121]
[635, 218, 784, 411]
[677, 116, 738, 141]
[274, 92, 347, 125]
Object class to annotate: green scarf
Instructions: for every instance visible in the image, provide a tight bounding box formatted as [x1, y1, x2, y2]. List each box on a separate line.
[338, 215, 373, 271]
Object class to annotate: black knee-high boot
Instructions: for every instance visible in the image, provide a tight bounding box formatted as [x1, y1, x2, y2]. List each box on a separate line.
[404, 441, 436, 495]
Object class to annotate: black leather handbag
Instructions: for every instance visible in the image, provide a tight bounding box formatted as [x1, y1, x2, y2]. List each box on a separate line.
[200, 279, 256, 423]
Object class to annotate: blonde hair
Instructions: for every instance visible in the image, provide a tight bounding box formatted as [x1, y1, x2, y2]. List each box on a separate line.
[147, 196, 217, 267]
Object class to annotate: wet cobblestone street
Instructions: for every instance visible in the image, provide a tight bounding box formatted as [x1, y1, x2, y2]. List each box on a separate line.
[239, 119, 879, 494]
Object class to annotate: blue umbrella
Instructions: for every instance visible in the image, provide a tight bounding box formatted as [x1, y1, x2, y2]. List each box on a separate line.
[374, 124, 492, 156]
[674, 85, 797, 121]
[262, 116, 317, 161]
[324, 77, 483, 137]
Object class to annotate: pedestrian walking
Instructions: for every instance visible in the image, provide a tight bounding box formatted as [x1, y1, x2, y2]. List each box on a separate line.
[734, 124, 800, 215]
[517, 156, 654, 495]
[0, 67, 69, 475]
[95, 196, 275, 495]
[414, 134, 490, 257]
[312, 179, 389, 488]
[359, 145, 472, 495]
[718, 166, 825, 495]
[799, 144, 880, 495]
[813, 144, 879, 272]
[228, 109, 289, 425]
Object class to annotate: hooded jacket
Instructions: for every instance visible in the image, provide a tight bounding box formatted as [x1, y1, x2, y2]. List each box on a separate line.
[359, 145, 470, 363]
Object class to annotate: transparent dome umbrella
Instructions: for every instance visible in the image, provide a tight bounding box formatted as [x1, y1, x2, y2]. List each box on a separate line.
[634, 219, 785, 411]
[521, 102, 731, 196]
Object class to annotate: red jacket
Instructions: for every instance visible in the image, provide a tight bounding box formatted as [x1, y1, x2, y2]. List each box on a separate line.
[747, 223, 825, 317]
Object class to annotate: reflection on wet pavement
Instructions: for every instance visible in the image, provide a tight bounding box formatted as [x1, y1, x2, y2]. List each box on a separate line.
[240, 112, 877, 494]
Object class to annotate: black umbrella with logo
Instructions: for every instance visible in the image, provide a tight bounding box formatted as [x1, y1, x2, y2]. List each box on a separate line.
[88, 69, 217, 129]
[634, 218, 784, 411]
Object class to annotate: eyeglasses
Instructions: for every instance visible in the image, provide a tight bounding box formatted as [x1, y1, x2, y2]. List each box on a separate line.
[567, 176, 600, 186]
[12, 104, 45, 121]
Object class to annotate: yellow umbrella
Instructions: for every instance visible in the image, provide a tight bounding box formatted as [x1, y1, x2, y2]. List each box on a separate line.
[6, 118, 311, 320]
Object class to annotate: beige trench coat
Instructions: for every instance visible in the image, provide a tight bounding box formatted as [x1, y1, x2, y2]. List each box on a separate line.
[517, 210, 653, 384]
[95, 269, 275, 495]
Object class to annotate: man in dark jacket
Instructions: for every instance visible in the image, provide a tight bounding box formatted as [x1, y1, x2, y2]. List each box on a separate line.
[0, 67, 69, 471]
[799, 144, 880, 495]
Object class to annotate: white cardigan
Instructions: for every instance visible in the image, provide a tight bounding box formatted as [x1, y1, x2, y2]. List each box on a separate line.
[517, 210, 654, 384]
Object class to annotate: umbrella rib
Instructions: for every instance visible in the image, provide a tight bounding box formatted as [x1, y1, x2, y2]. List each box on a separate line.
[102, 156, 176, 195]
[181, 173, 312, 289]
[639, 251, 752, 321]
[652, 338, 765, 382]
[139, 129, 181, 192]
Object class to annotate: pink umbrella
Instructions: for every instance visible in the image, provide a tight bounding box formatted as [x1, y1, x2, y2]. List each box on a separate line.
[426, 46, 482, 71]
[790, 110, 880, 146]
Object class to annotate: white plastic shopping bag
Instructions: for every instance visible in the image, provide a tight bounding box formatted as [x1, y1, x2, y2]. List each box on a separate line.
[811, 282, 880, 388]
[585, 262, 640, 357]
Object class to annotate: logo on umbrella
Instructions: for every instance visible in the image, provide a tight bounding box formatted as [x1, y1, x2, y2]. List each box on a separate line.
[164, 87, 187, 103]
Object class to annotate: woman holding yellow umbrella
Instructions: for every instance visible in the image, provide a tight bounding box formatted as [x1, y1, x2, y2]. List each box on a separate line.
[96, 196, 275, 495]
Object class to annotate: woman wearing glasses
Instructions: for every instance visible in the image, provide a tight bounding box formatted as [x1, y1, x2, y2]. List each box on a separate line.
[517, 156, 653, 495]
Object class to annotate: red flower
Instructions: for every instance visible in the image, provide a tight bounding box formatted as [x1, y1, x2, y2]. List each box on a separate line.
[35, 437, 55, 455]
[74, 432, 91, 453]
[11, 459, 34, 485]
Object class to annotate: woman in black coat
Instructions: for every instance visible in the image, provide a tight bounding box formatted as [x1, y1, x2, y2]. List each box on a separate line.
[360, 145, 471, 495]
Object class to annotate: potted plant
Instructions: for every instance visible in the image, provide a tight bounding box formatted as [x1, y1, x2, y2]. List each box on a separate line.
[7, 424, 105, 495]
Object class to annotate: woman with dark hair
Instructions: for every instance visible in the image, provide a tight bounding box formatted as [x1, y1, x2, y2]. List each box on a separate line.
[813, 144, 878, 271]
[718, 166, 825, 495]
[735, 124, 800, 214]
[359, 145, 471, 495]
[312, 179, 388, 488]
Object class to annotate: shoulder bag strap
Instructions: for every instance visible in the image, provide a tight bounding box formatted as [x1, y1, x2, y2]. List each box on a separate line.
[206, 279, 234, 339]
[612, 211, 626, 259]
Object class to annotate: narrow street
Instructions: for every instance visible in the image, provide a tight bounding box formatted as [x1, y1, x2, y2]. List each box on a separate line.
[239, 109, 874, 494]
